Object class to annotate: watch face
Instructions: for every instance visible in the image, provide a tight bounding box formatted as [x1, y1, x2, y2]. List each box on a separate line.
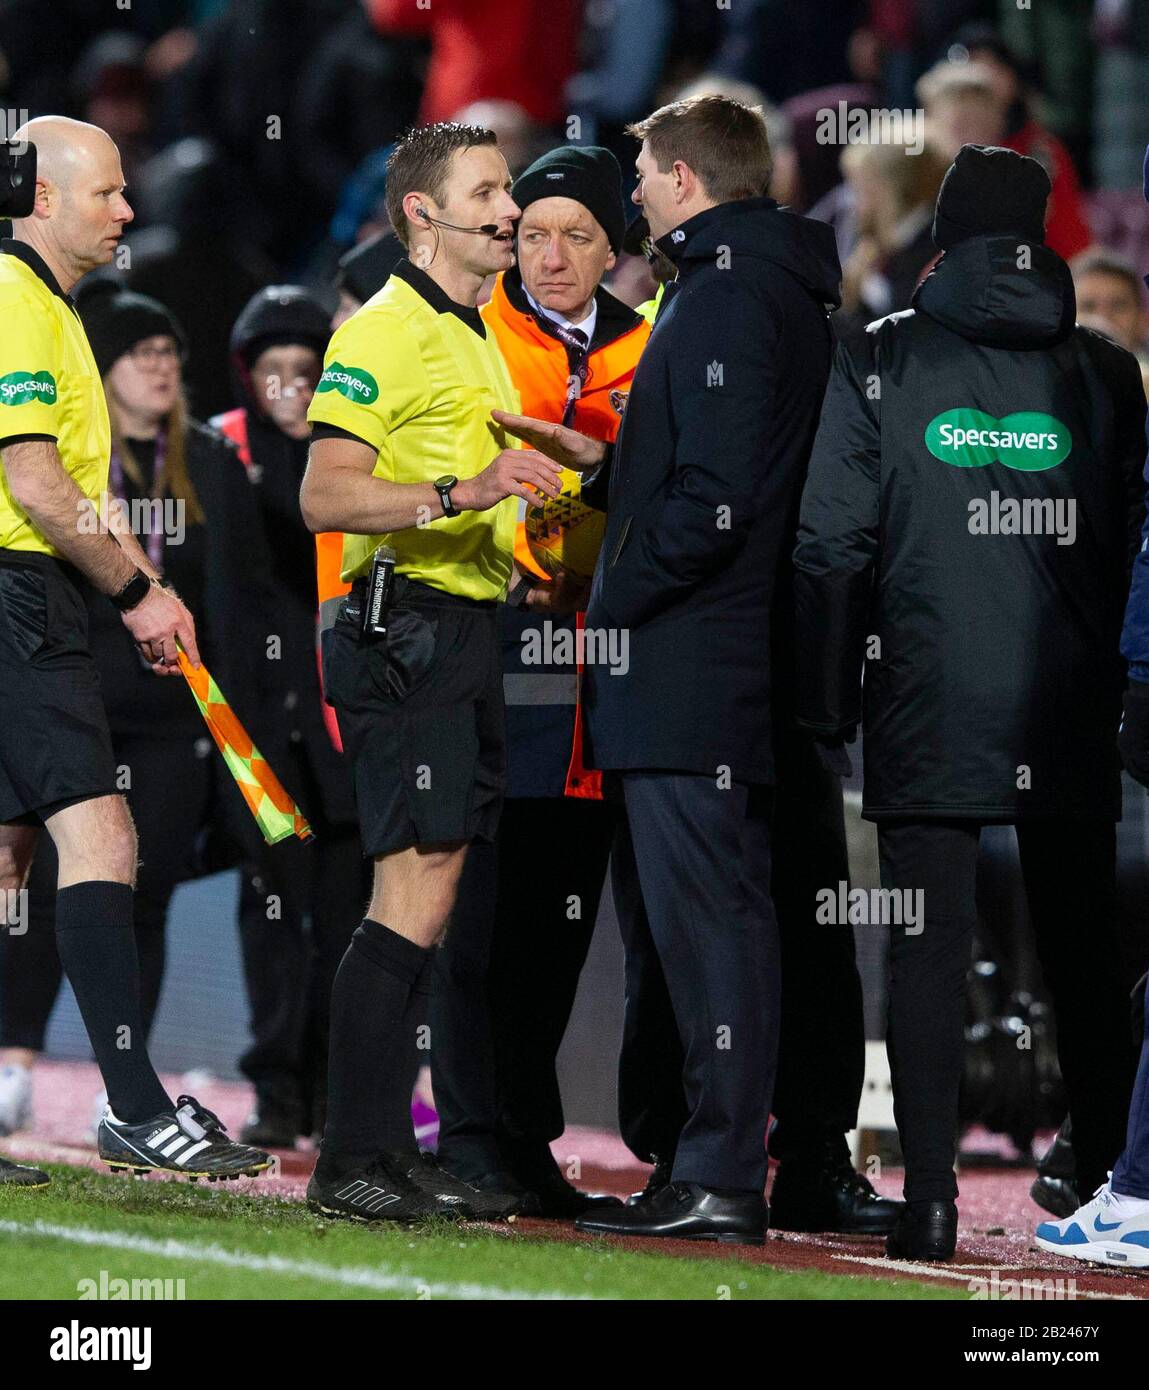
[435, 475, 458, 489]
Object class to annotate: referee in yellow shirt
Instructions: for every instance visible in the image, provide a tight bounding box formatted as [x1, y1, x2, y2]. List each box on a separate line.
[300, 122, 562, 1222]
[0, 117, 268, 1185]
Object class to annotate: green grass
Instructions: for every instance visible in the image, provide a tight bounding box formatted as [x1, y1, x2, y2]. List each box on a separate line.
[0, 1167, 962, 1301]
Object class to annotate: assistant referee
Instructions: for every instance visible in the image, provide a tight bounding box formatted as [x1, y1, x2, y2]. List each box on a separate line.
[300, 122, 562, 1223]
[0, 117, 267, 1186]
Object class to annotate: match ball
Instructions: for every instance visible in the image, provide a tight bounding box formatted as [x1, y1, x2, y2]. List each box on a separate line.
[525, 467, 606, 580]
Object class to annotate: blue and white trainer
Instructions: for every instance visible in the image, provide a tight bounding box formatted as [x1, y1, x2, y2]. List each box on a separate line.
[98, 1094, 271, 1181]
[1035, 1178, 1149, 1269]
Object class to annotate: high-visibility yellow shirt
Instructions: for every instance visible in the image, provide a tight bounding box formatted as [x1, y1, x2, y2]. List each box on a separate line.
[307, 259, 521, 600]
[0, 241, 110, 556]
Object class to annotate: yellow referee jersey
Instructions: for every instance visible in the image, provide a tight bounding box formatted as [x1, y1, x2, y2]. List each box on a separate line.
[307, 259, 522, 601]
[0, 240, 111, 557]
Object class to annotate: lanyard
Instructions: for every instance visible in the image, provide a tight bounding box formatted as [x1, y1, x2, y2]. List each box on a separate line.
[109, 429, 167, 573]
[540, 318, 590, 428]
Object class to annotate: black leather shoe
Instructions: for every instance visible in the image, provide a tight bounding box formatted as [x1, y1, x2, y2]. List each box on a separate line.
[522, 1168, 623, 1219]
[498, 1136, 623, 1219]
[1030, 1118, 1078, 1218]
[770, 1149, 903, 1234]
[885, 1200, 958, 1262]
[576, 1181, 768, 1244]
[627, 1155, 673, 1206]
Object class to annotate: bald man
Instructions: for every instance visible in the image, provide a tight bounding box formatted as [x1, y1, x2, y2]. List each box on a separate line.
[0, 118, 269, 1186]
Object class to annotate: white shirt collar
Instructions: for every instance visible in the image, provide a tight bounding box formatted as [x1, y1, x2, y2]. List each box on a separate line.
[524, 287, 597, 344]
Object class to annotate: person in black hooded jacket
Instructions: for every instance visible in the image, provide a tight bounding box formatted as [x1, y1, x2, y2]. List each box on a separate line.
[794, 145, 1147, 1262]
[210, 286, 366, 1149]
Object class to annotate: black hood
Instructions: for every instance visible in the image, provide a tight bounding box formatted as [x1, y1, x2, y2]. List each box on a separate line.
[657, 197, 842, 309]
[913, 235, 1076, 350]
[230, 285, 330, 417]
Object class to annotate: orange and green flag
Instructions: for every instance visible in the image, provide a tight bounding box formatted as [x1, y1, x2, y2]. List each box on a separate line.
[177, 650, 313, 845]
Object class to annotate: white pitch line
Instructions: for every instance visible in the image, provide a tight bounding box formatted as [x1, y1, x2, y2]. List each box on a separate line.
[0, 1219, 595, 1301]
[830, 1252, 1140, 1300]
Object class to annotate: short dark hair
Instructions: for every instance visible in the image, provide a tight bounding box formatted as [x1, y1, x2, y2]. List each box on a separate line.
[626, 95, 773, 204]
[385, 123, 497, 248]
[1071, 248, 1144, 302]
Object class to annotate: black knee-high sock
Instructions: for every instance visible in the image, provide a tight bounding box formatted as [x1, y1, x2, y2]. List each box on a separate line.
[377, 949, 436, 1153]
[321, 919, 431, 1166]
[55, 881, 170, 1123]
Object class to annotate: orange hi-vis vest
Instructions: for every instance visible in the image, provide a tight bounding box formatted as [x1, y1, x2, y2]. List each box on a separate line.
[213, 408, 347, 754]
[481, 268, 650, 799]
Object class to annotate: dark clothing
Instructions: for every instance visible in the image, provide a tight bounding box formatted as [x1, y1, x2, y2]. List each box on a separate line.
[432, 796, 615, 1174]
[235, 744, 365, 1133]
[795, 235, 1147, 819]
[879, 818, 1134, 1202]
[615, 740, 864, 1166]
[583, 197, 841, 785]
[1112, 973, 1149, 1200]
[0, 554, 118, 823]
[55, 880, 170, 1123]
[614, 771, 779, 1192]
[0, 733, 213, 1048]
[323, 580, 505, 855]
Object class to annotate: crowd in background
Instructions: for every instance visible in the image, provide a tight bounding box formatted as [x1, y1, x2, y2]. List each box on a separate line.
[2, 0, 1148, 419]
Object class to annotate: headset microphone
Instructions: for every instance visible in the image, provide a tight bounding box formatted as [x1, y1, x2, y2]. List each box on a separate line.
[417, 207, 502, 236]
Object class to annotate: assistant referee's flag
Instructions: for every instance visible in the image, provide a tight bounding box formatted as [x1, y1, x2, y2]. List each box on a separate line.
[176, 650, 313, 845]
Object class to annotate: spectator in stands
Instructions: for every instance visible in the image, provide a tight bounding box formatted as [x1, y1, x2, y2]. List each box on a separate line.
[296, 1, 425, 214]
[121, 137, 277, 420]
[369, 0, 580, 128]
[1072, 247, 1149, 389]
[173, 0, 349, 264]
[833, 139, 948, 363]
[920, 46, 1091, 260]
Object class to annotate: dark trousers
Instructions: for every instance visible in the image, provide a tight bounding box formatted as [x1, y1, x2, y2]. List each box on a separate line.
[1112, 972, 1149, 1199]
[615, 771, 780, 1192]
[236, 744, 367, 1132]
[879, 818, 1135, 1202]
[0, 733, 212, 1048]
[433, 795, 616, 1176]
[618, 742, 864, 1169]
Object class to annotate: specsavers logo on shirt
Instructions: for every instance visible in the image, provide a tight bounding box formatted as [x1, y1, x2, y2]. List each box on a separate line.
[925, 408, 1071, 472]
[317, 362, 379, 405]
[0, 370, 57, 406]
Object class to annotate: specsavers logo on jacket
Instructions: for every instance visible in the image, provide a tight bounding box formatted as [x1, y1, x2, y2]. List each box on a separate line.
[0, 369, 57, 405]
[925, 408, 1071, 471]
[316, 362, 378, 405]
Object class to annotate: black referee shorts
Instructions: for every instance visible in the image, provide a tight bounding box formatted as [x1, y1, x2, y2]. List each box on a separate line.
[0, 553, 119, 825]
[322, 575, 505, 857]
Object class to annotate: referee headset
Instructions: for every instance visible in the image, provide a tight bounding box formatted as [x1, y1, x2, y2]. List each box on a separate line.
[412, 204, 502, 268]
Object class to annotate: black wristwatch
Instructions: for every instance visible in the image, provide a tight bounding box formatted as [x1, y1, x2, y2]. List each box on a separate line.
[433, 474, 460, 518]
[110, 566, 152, 613]
[505, 573, 537, 609]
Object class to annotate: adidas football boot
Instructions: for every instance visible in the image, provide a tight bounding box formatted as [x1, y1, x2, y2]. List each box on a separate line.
[98, 1094, 271, 1180]
[306, 1152, 452, 1223]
